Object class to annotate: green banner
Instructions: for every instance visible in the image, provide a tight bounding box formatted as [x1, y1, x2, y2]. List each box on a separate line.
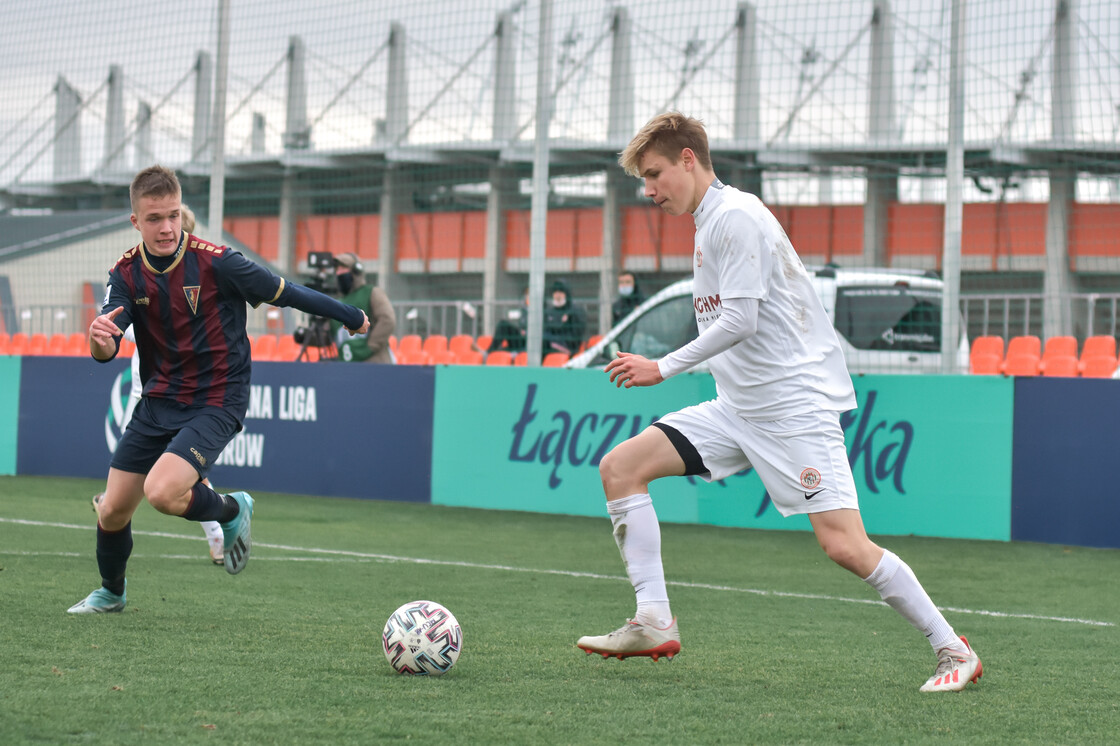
[0, 357, 20, 475]
[431, 368, 1012, 541]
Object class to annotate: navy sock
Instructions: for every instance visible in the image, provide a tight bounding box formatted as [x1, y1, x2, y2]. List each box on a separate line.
[181, 482, 239, 523]
[96, 521, 132, 597]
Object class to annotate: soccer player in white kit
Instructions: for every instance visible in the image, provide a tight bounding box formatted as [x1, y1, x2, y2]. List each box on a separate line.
[575, 112, 982, 693]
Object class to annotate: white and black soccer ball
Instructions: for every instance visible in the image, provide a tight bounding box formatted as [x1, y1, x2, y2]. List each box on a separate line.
[382, 600, 463, 675]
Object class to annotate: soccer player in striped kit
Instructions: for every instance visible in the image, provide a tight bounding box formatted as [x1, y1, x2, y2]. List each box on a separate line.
[576, 113, 982, 692]
[70, 165, 369, 614]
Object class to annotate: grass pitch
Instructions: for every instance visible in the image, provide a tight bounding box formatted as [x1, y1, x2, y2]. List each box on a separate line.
[1, 474, 1118, 745]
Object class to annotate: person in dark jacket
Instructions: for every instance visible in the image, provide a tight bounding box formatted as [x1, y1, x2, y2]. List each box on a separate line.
[611, 270, 646, 325]
[543, 279, 586, 357]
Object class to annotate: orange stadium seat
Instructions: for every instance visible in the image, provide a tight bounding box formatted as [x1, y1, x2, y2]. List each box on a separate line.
[276, 335, 300, 361]
[253, 334, 278, 361]
[448, 334, 475, 356]
[0, 333, 10, 355]
[46, 333, 68, 356]
[27, 333, 48, 355]
[969, 353, 1003, 375]
[1080, 355, 1118, 378]
[396, 349, 430, 365]
[543, 352, 570, 367]
[118, 338, 137, 358]
[475, 334, 492, 352]
[1040, 355, 1079, 377]
[485, 350, 512, 366]
[7, 333, 28, 356]
[1080, 335, 1116, 364]
[422, 334, 448, 357]
[454, 349, 484, 366]
[513, 351, 529, 366]
[1000, 336, 1040, 376]
[428, 349, 456, 366]
[397, 334, 423, 358]
[66, 332, 87, 356]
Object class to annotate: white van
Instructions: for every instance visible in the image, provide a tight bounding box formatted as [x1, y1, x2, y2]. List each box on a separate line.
[567, 266, 969, 375]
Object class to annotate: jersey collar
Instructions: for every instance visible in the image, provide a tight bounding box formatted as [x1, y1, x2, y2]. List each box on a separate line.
[692, 177, 725, 229]
[140, 231, 186, 275]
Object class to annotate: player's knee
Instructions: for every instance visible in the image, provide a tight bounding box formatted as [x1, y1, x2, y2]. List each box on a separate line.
[598, 448, 628, 493]
[143, 477, 181, 515]
[819, 536, 861, 571]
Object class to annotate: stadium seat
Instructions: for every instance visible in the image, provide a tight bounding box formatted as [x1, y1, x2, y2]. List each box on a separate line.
[253, 334, 278, 361]
[1080, 355, 1118, 378]
[1040, 355, 1079, 377]
[485, 350, 513, 366]
[453, 349, 484, 366]
[118, 338, 137, 358]
[66, 332, 87, 356]
[27, 333, 48, 355]
[543, 352, 570, 367]
[422, 334, 448, 357]
[513, 351, 529, 366]
[969, 353, 1003, 375]
[1039, 336, 1078, 376]
[971, 335, 1004, 359]
[46, 333, 68, 356]
[396, 349, 430, 365]
[277, 335, 302, 361]
[0, 333, 9, 355]
[582, 334, 603, 352]
[969, 336, 1005, 374]
[428, 349, 456, 366]
[448, 334, 475, 356]
[1080, 335, 1116, 367]
[397, 334, 423, 357]
[1000, 336, 1040, 375]
[475, 334, 492, 353]
[7, 333, 28, 356]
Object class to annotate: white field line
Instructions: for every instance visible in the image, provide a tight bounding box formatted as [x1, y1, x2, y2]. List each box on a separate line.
[2, 516, 1114, 628]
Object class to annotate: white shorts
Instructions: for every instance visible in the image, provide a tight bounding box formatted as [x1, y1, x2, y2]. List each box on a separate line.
[656, 399, 859, 518]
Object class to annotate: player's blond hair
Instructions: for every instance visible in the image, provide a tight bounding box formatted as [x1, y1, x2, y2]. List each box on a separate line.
[181, 204, 196, 234]
[618, 112, 713, 177]
[129, 165, 181, 213]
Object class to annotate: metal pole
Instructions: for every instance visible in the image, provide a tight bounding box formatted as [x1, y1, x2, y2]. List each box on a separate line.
[527, 0, 554, 367]
[208, 0, 230, 241]
[941, 0, 965, 373]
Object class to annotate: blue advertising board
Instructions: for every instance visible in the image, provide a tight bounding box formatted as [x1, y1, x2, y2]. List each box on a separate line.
[1011, 377, 1120, 549]
[16, 357, 434, 503]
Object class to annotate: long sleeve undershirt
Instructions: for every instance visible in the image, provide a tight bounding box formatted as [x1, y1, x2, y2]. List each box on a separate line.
[656, 296, 759, 380]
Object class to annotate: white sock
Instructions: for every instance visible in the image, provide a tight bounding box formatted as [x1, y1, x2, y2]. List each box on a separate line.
[863, 550, 960, 652]
[201, 521, 223, 542]
[608, 493, 672, 628]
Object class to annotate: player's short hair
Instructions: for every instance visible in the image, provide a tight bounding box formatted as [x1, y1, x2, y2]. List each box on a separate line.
[619, 112, 712, 177]
[130, 165, 181, 213]
[181, 203, 196, 234]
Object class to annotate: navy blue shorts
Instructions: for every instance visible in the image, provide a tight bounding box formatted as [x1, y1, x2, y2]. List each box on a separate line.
[111, 396, 242, 479]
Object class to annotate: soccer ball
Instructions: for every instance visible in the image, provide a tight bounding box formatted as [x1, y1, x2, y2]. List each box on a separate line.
[382, 600, 463, 675]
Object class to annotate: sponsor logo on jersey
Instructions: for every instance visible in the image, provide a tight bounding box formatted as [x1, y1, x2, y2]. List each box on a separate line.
[190, 447, 207, 467]
[135, 296, 150, 305]
[695, 248, 703, 267]
[183, 285, 201, 315]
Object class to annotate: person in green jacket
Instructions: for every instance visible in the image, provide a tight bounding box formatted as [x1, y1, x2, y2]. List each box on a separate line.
[329, 252, 396, 363]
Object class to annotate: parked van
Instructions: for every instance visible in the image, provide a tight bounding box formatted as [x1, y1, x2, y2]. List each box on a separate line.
[567, 266, 968, 375]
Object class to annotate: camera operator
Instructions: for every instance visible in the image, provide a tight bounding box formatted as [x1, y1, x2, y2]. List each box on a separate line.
[328, 252, 396, 363]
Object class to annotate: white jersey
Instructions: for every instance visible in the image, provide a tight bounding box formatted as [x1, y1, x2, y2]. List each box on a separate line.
[690, 181, 855, 420]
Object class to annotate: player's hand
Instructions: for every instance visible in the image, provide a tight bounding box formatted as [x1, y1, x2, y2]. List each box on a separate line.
[605, 351, 664, 389]
[89, 307, 124, 346]
[346, 311, 370, 336]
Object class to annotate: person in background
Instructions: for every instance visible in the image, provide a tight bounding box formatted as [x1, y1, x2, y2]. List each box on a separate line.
[91, 203, 224, 565]
[487, 286, 530, 354]
[329, 252, 396, 363]
[542, 279, 586, 357]
[611, 270, 646, 325]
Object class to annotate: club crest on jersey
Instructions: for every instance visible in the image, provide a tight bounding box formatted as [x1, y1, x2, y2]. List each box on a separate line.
[183, 285, 201, 315]
[695, 248, 703, 267]
[800, 468, 822, 489]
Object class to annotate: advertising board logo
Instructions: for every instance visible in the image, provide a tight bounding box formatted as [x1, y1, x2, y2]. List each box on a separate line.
[104, 367, 137, 454]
